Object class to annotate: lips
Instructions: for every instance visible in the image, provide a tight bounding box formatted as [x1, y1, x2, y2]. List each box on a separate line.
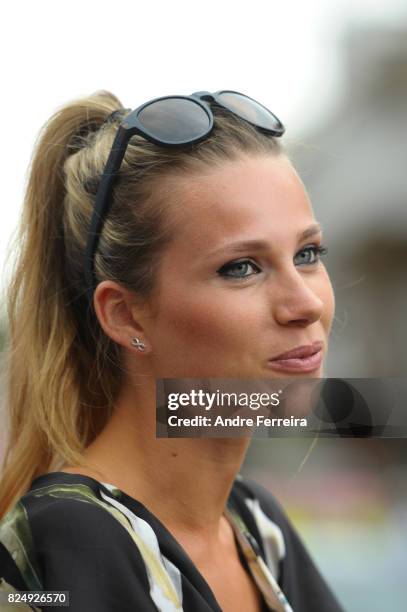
[268, 341, 324, 373]
[270, 341, 324, 361]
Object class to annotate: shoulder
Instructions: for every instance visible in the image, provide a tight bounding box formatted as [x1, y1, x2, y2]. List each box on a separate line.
[0, 480, 158, 610]
[20, 479, 132, 543]
[0, 478, 144, 565]
[234, 475, 346, 612]
[0, 478, 144, 562]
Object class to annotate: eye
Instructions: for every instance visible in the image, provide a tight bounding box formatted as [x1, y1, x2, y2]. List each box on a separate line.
[217, 259, 261, 280]
[294, 244, 328, 266]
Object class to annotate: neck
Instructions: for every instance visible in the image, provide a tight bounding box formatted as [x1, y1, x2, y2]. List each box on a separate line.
[79, 378, 251, 540]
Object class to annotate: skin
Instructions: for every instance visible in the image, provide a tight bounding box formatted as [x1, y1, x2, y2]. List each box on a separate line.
[61, 153, 335, 610]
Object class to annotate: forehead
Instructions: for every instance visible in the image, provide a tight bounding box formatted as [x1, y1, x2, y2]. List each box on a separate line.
[166, 154, 314, 251]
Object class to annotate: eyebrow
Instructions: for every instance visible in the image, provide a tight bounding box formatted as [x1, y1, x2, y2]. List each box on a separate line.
[207, 223, 323, 257]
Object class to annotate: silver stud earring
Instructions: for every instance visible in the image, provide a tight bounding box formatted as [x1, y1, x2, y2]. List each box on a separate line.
[131, 337, 146, 352]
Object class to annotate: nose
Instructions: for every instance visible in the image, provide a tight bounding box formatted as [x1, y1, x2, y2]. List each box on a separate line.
[272, 269, 324, 327]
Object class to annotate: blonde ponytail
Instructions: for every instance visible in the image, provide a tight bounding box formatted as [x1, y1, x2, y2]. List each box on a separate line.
[0, 92, 124, 515]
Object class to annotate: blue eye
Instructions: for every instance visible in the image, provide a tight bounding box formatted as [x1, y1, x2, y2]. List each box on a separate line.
[294, 245, 328, 266]
[217, 245, 328, 280]
[217, 259, 261, 279]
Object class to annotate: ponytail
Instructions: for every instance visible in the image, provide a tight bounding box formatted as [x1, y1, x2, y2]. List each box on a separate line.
[0, 92, 124, 516]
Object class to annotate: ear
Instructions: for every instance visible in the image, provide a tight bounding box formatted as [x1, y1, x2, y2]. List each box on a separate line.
[93, 280, 152, 353]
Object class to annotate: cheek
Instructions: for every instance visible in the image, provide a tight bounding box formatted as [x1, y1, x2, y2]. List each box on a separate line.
[153, 289, 256, 353]
[169, 299, 236, 345]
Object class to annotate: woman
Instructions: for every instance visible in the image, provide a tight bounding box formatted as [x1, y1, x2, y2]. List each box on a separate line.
[0, 90, 343, 611]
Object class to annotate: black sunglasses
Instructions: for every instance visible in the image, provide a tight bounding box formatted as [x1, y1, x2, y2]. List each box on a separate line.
[84, 90, 285, 303]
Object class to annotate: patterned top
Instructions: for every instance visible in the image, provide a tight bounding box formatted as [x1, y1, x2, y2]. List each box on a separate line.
[0, 472, 344, 611]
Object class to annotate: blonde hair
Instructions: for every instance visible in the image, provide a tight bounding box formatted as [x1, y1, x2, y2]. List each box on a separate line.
[0, 90, 284, 517]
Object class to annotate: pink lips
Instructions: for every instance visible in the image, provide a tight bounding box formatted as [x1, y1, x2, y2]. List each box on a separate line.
[268, 341, 324, 373]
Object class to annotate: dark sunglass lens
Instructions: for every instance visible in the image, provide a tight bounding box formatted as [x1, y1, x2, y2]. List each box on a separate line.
[217, 91, 283, 132]
[137, 98, 210, 143]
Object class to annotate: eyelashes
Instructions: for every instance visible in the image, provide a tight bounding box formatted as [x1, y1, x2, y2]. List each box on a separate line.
[217, 244, 328, 280]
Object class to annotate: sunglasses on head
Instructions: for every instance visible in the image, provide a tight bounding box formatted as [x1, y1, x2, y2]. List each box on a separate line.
[84, 90, 285, 303]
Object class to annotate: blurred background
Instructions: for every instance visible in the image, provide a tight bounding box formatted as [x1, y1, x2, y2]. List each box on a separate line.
[0, 1, 406, 610]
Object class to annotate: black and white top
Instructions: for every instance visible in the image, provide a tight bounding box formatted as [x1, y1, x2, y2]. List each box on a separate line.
[0, 471, 344, 611]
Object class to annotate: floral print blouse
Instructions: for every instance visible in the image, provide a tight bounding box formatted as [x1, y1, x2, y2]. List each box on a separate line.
[0, 471, 344, 611]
